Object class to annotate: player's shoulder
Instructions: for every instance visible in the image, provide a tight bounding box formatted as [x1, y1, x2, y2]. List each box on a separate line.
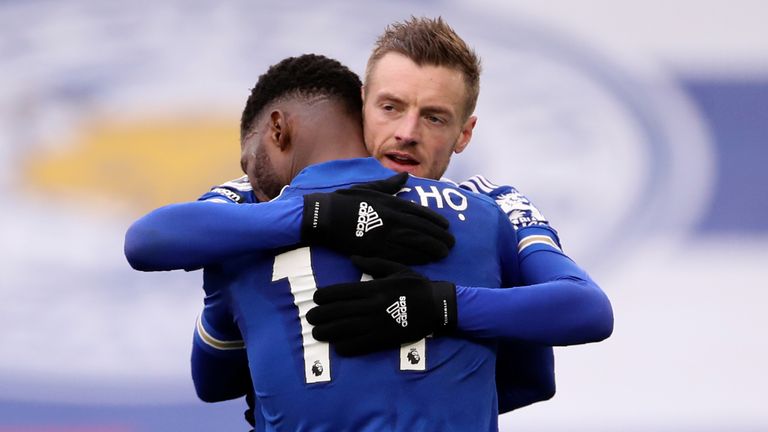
[198, 175, 258, 204]
[458, 174, 550, 229]
[457, 174, 504, 195]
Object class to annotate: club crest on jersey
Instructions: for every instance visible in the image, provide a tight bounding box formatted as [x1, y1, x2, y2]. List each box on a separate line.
[356, 202, 383, 237]
[386, 296, 408, 327]
[311, 360, 324, 377]
[406, 348, 421, 365]
[495, 190, 549, 228]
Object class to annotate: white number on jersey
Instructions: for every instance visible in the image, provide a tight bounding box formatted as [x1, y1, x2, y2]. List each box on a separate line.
[272, 248, 428, 383]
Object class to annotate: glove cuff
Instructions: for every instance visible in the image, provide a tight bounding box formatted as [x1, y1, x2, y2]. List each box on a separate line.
[431, 281, 457, 334]
[301, 193, 330, 242]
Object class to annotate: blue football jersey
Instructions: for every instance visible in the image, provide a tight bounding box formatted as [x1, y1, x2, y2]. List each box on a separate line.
[211, 158, 520, 431]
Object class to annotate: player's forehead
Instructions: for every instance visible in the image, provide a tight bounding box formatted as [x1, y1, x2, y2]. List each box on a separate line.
[366, 52, 467, 116]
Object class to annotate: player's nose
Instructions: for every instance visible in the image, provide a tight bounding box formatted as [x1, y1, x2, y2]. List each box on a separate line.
[394, 111, 421, 145]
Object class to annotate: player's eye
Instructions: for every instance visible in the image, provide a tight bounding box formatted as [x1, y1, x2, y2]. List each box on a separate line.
[426, 114, 445, 125]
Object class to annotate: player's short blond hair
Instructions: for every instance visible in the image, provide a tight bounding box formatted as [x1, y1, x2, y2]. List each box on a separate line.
[365, 16, 482, 120]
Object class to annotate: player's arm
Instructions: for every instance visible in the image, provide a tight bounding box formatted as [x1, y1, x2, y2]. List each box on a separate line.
[458, 176, 614, 344]
[494, 225, 561, 412]
[191, 268, 251, 402]
[124, 173, 454, 272]
[479, 214, 601, 411]
[307, 210, 613, 351]
[462, 176, 562, 411]
[191, 320, 251, 403]
[125, 196, 304, 271]
[193, 321, 263, 429]
[453, 208, 614, 345]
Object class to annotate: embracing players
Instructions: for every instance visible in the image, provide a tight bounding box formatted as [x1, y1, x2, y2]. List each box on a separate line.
[125, 17, 613, 430]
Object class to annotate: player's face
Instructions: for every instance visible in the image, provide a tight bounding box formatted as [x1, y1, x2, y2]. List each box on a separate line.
[363, 52, 476, 180]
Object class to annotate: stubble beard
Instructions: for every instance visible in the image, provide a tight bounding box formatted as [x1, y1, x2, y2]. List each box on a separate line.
[244, 144, 284, 201]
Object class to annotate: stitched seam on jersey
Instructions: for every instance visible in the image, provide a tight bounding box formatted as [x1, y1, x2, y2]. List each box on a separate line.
[518, 235, 561, 253]
[196, 316, 245, 350]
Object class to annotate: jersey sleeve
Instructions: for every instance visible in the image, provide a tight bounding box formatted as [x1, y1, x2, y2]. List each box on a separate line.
[460, 175, 563, 251]
[124, 181, 304, 272]
[191, 267, 251, 403]
[459, 176, 561, 411]
[486, 211, 557, 412]
[454, 206, 614, 346]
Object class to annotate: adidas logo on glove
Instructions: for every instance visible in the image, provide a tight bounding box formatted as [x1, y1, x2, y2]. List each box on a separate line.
[386, 296, 409, 327]
[356, 202, 383, 237]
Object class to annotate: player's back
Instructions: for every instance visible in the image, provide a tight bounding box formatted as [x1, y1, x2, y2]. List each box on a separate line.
[221, 158, 517, 431]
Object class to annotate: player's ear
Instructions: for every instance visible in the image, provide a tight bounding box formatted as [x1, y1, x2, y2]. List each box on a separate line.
[269, 110, 291, 152]
[454, 115, 476, 154]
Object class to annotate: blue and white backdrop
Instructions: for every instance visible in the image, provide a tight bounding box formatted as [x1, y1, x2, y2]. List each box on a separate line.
[1, 1, 766, 430]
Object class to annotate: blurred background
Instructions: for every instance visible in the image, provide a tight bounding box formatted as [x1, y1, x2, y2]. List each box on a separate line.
[1, 0, 766, 430]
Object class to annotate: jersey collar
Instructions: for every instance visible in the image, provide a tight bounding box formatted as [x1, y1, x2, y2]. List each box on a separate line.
[289, 157, 397, 189]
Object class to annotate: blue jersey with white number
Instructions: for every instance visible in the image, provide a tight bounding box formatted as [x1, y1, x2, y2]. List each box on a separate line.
[211, 157, 519, 431]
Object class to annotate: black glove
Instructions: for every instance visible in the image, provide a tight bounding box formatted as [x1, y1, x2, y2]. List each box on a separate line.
[301, 172, 455, 264]
[306, 256, 457, 356]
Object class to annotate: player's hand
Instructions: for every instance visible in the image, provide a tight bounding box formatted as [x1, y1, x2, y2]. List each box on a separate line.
[306, 256, 457, 356]
[301, 172, 454, 264]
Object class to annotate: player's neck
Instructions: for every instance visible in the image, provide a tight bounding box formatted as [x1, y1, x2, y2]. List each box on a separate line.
[294, 116, 368, 171]
[307, 141, 369, 165]
[286, 136, 368, 183]
[287, 102, 368, 176]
